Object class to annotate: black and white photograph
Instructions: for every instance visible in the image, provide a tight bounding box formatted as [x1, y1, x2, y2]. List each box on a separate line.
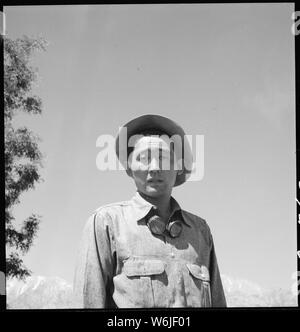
[2, 3, 298, 312]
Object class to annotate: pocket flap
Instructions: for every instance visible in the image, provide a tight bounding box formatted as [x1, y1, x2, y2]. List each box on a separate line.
[186, 264, 210, 281]
[123, 259, 165, 277]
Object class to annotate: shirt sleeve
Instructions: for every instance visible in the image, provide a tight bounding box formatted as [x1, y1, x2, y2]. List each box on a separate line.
[73, 210, 116, 308]
[208, 230, 227, 307]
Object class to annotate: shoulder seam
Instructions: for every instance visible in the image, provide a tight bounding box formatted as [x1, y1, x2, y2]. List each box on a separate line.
[93, 200, 131, 215]
[181, 209, 207, 224]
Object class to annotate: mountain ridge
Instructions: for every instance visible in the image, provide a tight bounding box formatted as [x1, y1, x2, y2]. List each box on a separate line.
[6, 274, 297, 308]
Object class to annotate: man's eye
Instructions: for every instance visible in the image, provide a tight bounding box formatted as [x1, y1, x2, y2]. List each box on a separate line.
[138, 154, 148, 162]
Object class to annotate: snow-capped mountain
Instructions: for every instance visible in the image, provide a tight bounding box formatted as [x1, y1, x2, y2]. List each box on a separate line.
[221, 274, 263, 295]
[7, 276, 76, 309]
[221, 274, 296, 307]
[6, 275, 297, 309]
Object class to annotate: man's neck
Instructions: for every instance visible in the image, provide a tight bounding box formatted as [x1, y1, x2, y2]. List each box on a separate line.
[139, 191, 172, 221]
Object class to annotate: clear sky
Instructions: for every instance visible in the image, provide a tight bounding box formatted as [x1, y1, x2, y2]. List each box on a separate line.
[5, 3, 296, 290]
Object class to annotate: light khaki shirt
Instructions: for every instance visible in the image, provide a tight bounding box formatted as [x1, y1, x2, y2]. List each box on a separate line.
[74, 191, 226, 308]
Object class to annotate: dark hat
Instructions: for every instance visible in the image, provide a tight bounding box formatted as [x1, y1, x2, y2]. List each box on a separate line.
[115, 114, 193, 187]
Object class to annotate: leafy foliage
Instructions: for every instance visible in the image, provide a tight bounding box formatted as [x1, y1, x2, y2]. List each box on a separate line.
[5, 36, 47, 280]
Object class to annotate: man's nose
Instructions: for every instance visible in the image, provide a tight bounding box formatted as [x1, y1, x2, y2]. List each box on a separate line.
[148, 157, 160, 172]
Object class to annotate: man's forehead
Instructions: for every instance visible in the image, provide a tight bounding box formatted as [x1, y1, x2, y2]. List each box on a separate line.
[132, 135, 173, 152]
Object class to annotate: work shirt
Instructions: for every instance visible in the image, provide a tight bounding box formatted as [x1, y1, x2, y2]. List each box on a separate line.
[73, 191, 227, 308]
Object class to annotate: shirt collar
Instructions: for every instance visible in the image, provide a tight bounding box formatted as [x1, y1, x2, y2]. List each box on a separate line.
[130, 191, 191, 227]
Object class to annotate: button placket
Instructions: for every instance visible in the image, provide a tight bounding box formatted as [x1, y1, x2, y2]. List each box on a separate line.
[165, 234, 175, 258]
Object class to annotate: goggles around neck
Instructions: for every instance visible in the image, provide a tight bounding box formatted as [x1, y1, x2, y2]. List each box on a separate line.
[146, 213, 183, 238]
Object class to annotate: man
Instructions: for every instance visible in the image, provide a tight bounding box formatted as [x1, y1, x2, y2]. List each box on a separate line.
[74, 114, 226, 308]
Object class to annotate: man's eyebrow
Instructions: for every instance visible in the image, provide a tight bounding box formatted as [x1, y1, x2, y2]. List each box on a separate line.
[136, 147, 171, 153]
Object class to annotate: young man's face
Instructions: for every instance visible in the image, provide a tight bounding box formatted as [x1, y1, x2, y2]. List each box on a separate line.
[128, 135, 180, 198]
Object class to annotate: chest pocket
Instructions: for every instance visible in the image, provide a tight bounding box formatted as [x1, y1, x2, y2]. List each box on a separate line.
[186, 263, 212, 307]
[122, 259, 166, 307]
[123, 259, 165, 276]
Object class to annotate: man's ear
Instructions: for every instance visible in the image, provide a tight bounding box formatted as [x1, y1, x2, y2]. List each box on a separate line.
[126, 162, 133, 177]
[126, 168, 133, 177]
[126, 149, 135, 178]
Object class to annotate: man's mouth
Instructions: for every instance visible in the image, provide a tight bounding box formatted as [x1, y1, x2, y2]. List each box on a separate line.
[147, 178, 163, 183]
